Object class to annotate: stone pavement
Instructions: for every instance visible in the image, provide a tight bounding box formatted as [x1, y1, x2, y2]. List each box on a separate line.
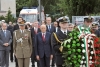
[9, 60, 55, 67]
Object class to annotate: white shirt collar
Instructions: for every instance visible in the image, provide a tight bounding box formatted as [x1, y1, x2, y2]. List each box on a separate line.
[34, 27, 37, 30]
[20, 29, 24, 33]
[61, 29, 67, 34]
[42, 32, 46, 35]
[47, 24, 51, 27]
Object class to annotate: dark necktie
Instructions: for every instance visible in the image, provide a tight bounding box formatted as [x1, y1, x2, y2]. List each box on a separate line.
[42, 33, 45, 41]
[48, 25, 50, 31]
[34, 28, 37, 34]
[64, 32, 66, 34]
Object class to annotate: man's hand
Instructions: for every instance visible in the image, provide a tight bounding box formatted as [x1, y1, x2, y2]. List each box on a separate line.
[3, 43, 7, 46]
[3, 43, 9, 47]
[6, 43, 9, 46]
[50, 55, 53, 60]
[36, 55, 40, 60]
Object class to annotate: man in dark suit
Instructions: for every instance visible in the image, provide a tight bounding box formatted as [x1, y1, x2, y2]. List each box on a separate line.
[46, 17, 55, 33]
[0, 23, 12, 67]
[7, 21, 14, 62]
[35, 24, 53, 67]
[53, 21, 60, 32]
[13, 17, 23, 67]
[30, 21, 41, 67]
[46, 17, 55, 67]
[13, 17, 23, 31]
[51, 17, 70, 67]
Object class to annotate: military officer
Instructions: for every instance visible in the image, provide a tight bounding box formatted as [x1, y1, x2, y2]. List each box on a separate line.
[51, 16, 70, 67]
[82, 16, 94, 28]
[13, 21, 32, 67]
[90, 22, 100, 37]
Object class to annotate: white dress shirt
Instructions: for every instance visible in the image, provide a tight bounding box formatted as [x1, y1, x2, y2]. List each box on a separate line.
[61, 29, 67, 34]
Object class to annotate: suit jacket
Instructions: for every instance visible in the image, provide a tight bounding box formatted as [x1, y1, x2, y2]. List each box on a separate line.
[51, 29, 70, 65]
[46, 24, 55, 33]
[7, 25, 13, 36]
[55, 27, 60, 32]
[30, 28, 41, 47]
[0, 30, 12, 50]
[13, 29, 32, 58]
[13, 24, 19, 31]
[35, 32, 52, 58]
[94, 30, 100, 37]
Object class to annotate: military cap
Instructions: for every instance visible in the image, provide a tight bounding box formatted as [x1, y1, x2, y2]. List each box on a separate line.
[18, 20, 25, 26]
[57, 16, 69, 23]
[91, 22, 98, 26]
[84, 16, 94, 22]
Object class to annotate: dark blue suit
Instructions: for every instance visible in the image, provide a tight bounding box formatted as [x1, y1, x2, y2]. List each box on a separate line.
[35, 32, 52, 67]
[46, 24, 56, 67]
[46, 25, 55, 33]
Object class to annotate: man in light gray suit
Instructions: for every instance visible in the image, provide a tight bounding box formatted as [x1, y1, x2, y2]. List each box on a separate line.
[0, 23, 12, 67]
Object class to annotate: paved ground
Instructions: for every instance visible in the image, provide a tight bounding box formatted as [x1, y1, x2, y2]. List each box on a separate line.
[8, 60, 56, 67]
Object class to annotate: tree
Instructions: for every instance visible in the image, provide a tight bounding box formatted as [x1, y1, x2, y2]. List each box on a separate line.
[5, 8, 16, 23]
[57, 0, 97, 19]
[0, 15, 5, 21]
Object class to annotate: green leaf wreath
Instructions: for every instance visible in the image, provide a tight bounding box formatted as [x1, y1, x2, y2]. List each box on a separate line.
[61, 28, 83, 67]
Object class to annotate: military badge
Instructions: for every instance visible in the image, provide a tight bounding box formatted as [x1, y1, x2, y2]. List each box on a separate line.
[24, 34, 28, 39]
[88, 16, 92, 20]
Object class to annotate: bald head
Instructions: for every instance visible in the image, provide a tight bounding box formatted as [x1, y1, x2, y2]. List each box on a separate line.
[40, 24, 47, 33]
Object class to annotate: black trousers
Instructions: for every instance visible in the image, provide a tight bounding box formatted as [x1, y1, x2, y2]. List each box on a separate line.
[15, 56, 18, 67]
[10, 43, 13, 62]
[40, 54, 50, 67]
[31, 48, 39, 67]
[51, 53, 55, 66]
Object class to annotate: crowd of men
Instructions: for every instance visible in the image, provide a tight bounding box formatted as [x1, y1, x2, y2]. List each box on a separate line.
[0, 16, 99, 67]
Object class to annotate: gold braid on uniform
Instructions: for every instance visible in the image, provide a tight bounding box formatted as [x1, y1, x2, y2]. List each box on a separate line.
[53, 32, 62, 43]
[53, 32, 63, 52]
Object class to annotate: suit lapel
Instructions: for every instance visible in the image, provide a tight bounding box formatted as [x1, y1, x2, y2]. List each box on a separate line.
[58, 30, 67, 39]
[45, 32, 48, 42]
[1, 30, 5, 37]
[40, 32, 47, 42]
[40, 32, 43, 42]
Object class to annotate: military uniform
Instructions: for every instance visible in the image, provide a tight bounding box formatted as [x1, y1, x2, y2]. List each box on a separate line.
[51, 16, 70, 67]
[13, 21, 32, 67]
